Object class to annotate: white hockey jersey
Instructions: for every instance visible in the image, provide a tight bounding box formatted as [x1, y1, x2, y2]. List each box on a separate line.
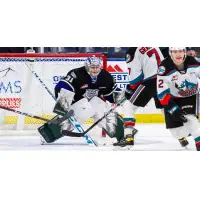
[125, 47, 164, 89]
[157, 56, 200, 106]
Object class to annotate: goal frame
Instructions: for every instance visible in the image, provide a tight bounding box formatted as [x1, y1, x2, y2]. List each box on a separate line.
[0, 53, 107, 132]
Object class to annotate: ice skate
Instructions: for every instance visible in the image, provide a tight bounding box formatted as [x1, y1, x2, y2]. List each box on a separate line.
[178, 137, 189, 148]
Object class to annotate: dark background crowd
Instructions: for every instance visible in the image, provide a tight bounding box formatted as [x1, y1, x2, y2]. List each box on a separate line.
[0, 47, 128, 58]
[0, 47, 199, 59]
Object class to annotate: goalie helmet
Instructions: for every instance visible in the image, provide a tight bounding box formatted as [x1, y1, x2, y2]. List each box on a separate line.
[85, 55, 102, 78]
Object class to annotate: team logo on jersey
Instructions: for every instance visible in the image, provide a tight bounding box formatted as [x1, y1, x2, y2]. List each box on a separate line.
[125, 54, 131, 63]
[171, 75, 178, 81]
[157, 66, 166, 75]
[175, 80, 198, 97]
[83, 89, 99, 100]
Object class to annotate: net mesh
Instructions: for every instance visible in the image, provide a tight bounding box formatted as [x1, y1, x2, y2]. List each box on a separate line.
[0, 53, 106, 133]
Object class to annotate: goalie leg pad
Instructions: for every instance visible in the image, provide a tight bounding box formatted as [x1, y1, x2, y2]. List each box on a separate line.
[103, 113, 124, 141]
[89, 96, 110, 127]
[53, 88, 75, 116]
[38, 115, 64, 143]
[38, 123, 56, 143]
[115, 114, 124, 141]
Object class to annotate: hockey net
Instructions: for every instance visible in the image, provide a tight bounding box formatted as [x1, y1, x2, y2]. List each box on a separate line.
[0, 53, 107, 135]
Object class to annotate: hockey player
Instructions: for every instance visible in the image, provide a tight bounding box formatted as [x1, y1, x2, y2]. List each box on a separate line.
[38, 55, 124, 143]
[157, 47, 200, 151]
[113, 47, 164, 147]
[114, 47, 189, 148]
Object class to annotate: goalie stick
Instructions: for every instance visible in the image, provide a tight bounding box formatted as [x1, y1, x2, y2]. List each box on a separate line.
[0, 105, 74, 125]
[0, 105, 49, 122]
[25, 62, 97, 146]
[62, 97, 127, 137]
[51, 110, 74, 124]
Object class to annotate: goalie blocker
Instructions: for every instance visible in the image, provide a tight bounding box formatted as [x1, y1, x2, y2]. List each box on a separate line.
[38, 95, 125, 143]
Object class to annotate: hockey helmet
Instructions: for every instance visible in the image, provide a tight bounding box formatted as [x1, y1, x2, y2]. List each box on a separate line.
[169, 47, 186, 52]
[85, 55, 102, 77]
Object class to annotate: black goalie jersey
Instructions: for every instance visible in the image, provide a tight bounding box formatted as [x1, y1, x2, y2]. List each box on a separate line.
[55, 66, 117, 103]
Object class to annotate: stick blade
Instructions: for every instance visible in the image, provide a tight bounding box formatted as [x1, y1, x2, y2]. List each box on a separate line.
[62, 130, 84, 137]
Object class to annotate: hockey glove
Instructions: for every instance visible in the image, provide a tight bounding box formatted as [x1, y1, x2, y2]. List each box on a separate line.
[168, 106, 187, 123]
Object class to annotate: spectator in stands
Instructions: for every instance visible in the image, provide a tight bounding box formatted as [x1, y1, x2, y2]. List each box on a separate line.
[60, 47, 79, 53]
[109, 47, 126, 58]
[186, 47, 200, 61]
[78, 47, 108, 53]
[186, 47, 196, 57]
[0, 47, 25, 53]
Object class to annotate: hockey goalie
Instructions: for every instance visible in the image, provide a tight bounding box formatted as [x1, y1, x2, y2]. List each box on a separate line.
[37, 55, 124, 144]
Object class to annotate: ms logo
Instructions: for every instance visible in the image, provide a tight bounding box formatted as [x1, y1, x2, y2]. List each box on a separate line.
[0, 67, 17, 78]
[0, 67, 21, 94]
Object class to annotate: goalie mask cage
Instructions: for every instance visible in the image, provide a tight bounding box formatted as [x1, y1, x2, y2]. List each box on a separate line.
[0, 53, 107, 134]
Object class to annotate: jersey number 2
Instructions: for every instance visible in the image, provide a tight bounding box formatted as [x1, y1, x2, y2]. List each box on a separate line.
[158, 79, 163, 88]
[147, 48, 161, 66]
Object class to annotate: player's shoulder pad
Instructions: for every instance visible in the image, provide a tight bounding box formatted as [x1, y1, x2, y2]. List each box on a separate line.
[125, 47, 137, 63]
[66, 69, 77, 78]
[63, 67, 85, 81]
[101, 69, 114, 77]
[157, 57, 173, 76]
[70, 66, 86, 77]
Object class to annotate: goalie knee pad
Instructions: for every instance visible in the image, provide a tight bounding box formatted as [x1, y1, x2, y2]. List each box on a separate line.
[38, 115, 64, 143]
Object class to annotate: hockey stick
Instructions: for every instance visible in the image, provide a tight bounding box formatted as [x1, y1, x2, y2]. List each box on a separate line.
[62, 97, 127, 137]
[51, 110, 74, 124]
[25, 62, 97, 146]
[0, 105, 49, 122]
[0, 105, 74, 125]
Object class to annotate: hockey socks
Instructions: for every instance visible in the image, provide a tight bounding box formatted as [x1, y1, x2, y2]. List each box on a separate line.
[123, 118, 136, 128]
[194, 136, 200, 151]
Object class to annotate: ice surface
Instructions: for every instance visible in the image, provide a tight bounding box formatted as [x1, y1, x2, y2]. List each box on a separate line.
[0, 124, 197, 151]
